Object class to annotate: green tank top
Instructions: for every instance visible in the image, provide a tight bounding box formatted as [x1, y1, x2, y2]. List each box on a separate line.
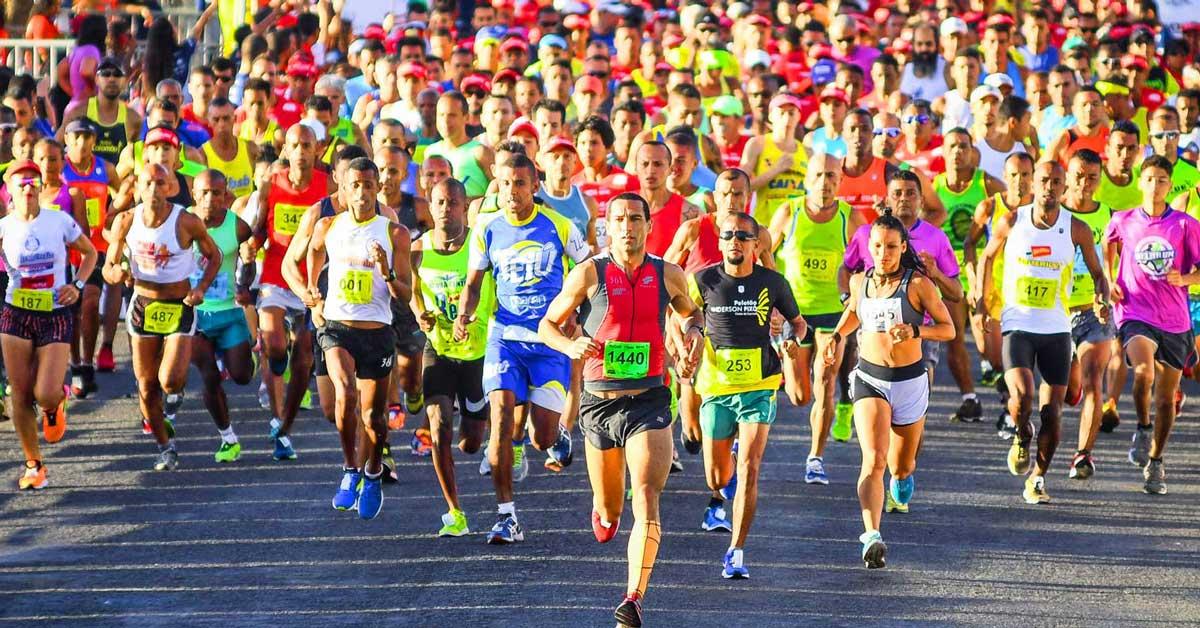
[329, 117, 356, 144]
[1066, 202, 1112, 309]
[1095, 169, 1142, 211]
[933, 169, 987, 253]
[417, 229, 495, 360]
[686, 187, 709, 210]
[776, 197, 851, 315]
[414, 133, 438, 164]
[426, 138, 489, 197]
[191, 210, 239, 313]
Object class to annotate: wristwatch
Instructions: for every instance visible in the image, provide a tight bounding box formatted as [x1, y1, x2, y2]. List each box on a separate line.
[73, 279, 85, 291]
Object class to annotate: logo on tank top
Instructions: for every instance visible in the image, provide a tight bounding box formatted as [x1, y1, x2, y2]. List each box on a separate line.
[1134, 236, 1175, 277]
[494, 240, 558, 286]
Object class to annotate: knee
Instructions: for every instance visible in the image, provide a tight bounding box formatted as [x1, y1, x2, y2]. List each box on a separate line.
[34, 384, 64, 410]
[863, 449, 887, 473]
[138, 378, 162, 397]
[459, 437, 483, 455]
[1039, 404, 1060, 425]
[1132, 362, 1155, 381]
[737, 459, 761, 486]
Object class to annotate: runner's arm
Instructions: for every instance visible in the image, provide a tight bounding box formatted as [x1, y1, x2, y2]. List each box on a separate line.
[829, 273, 863, 340]
[383, 223, 413, 303]
[765, 200, 791, 251]
[755, 226, 775, 270]
[1103, 232, 1123, 302]
[67, 188, 90, 235]
[101, 211, 133, 285]
[915, 170, 947, 226]
[664, 261, 705, 374]
[583, 194, 599, 252]
[539, 260, 602, 359]
[55, 102, 85, 141]
[663, 218, 699, 266]
[912, 274, 955, 342]
[1072, 217, 1110, 310]
[962, 197, 993, 268]
[305, 217, 331, 302]
[66, 231, 98, 291]
[976, 211, 1014, 314]
[183, 213, 223, 296]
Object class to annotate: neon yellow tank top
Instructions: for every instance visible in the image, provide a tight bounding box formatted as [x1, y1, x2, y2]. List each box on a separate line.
[751, 136, 807, 228]
[776, 196, 851, 316]
[202, 139, 255, 198]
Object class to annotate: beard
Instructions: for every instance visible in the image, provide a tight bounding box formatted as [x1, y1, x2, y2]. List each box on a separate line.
[912, 52, 938, 77]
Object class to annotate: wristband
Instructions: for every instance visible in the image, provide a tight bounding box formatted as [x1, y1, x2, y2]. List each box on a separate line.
[839, 292, 850, 305]
[386, 270, 398, 282]
[911, 323, 920, 338]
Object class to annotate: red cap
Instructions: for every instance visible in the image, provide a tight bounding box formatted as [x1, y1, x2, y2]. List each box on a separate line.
[277, 13, 298, 29]
[986, 14, 1016, 28]
[664, 33, 685, 48]
[886, 38, 912, 54]
[500, 37, 530, 53]
[819, 85, 850, 105]
[1184, 22, 1200, 33]
[564, 14, 590, 31]
[770, 92, 804, 110]
[493, 68, 522, 83]
[1121, 54, 1149, 70]
[460, 74, 492, 93]
[4, 159, 41, 180]
[544, 136, 577, 154]
[491, 0, 514, 9]
[576, 75, 605, 94]
[399, 62, 427, 79]
[810, 43, 833, 60]
[363, 24, 387, 41]
[962, 11, 985, 24]
[145, 127, 181, 148]
[1107, 25, 1132, 40]
[1109, 2, 1128, 16]
[286, 58, 319, 78]
[654, 61, 673, 72]
[508, 116, 538, 139]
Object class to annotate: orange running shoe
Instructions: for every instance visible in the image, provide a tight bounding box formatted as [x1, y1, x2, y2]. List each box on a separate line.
[387, 404, 404, 431]
[42, 389, 68, 443]
[18, 461, 47, 490]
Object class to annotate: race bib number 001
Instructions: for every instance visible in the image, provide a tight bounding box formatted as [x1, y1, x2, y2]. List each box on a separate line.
[144, 301, 183, 334]
[1015, 277, 1058, 309]
[603, 340, 650, 379]
[339, 270, 373, 305]
[273, 203, 307, 236]
[712, 347, 762, 386]
[12, 288, 53, 312]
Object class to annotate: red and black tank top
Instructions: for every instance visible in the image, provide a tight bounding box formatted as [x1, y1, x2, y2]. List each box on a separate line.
[581, 254, 670, 392]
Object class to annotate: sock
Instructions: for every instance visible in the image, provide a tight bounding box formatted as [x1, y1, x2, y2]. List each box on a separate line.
[511, 438, 525, 447]
[1138, 423, 1152, 431]
[498, 501, 516, 517]
[160, 440, 176, 452]
[962, 393, 977, 401]
[708, 496, 723, 509]
[342, 465, 359, 474]
[628, 519, 661, 596]
[363, 467, 382, 480]
[218, 426, 237, 444]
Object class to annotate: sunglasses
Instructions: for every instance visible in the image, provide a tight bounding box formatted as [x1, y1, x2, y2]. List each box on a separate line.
[873, 127, 902, 138]
[836, 37, 855, 44]
[98, 69, 124, 78]
[12, 176, 40, 188]
[1100, 57, 1120, 66]
[215, 74, 234, 83]
[1080, 27, 1098, 34]
[1151, 131, 1181, 140]
[903, 114, 930, 125]
[719, 229, 757, 242]
[538, 20, 557, 28]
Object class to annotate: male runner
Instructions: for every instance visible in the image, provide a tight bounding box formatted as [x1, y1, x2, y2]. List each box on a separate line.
[59, 57, 141, 166]
[201, 97, 260, 200]
[540, 192, 705, 626]
[426, 91, 495, 199]
[633, 141, 701, 258]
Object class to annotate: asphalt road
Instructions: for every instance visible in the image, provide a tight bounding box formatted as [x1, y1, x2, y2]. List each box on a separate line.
[1, 334, 1199, 627]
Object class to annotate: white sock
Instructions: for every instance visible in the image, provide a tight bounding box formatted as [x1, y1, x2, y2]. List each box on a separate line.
[962, 393, 977, 401]
[218, 426, 237, 444]
[498, 501, 516, 518]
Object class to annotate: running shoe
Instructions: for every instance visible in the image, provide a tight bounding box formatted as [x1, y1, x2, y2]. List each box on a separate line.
[979, 364, 1001, 386]
[404, 392, 425, 415]
[805, 456, 828, 485]
[668, 449, 683, 474]
[1007, 439, 1031, 475]
[164, 393, 183, 421]
[387, 403, 404, 431]
[884, 491, 908, 514]
[1023, 475, 1050, 504]
[1143, 459, 1166, 495]
[701, 505, 732, 532]
[153, 448, 179, 471]
[82, 365, 98, 397]
[332, 468, 362, 511]
[1175, 389, 1185, 416]
[268, 417, 282, 441]
[721, 548, 749, 579]
[479, 452, 492, 476]
[42, 392, 67, 443]
[996, 411, 1017, 440]
[17, 461, 47, 490]
[96, 345, 116, 372]
[358, 474, 384, 520]
[485, 513, 524, 544]
[951, 397, 983, 423]
[1129, 425, 1151, 467]
[69, 366, 86, 400]
[257, 383, 271, 410]
[888, 475, 913, 513]
[141, 416, 152, 435]
[438, 509, 470, 537]
[1068, 451, 1094, 480]
[381, 444, 398, 483]
[299, 388, 313, 410]
[547, 425, 573, 468]
[592, 510, 620, 543]
[614, 592, 643, 628]
[680, 430, 701, 455]
[410, 428, 433, 456]
[214, 441, 241, 463]
[831, 402, 853, 442]
[272, 435, 297, 461]
[1100, 400, 1120, 433]
[512, 442, 528, 482]
[860, 530, 887, 569]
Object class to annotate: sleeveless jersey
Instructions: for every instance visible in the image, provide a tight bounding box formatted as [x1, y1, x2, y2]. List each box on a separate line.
[580, 255, 669, 392]
[719, 135, 749, 169]
[572, 165, 639, 250]
[858, 268, 925, 332]
[1095, 169, 1142, 211]
[86, 97, 128, 165]
[644, 194, 685, 258]
[201, 139, 256, 198]
[1062, 127, 1110, 165]
[683, 213, 724, 275]
[1066, 202, 1112, 309]
[934, 169, 988, 262]
[418, 229, 495, 361]
[776, 197, 852, 315]
[839, 158, 888, 223]
[237, 118, 278, 145]
[414, 132, 438, 164]
[425, 138, 489, 197]
[540, 183, 591, 240]
[191, 210, 239, 313]
[323, 212, 394, 325]
[328, 117, 356, 144]
[261, 168, 328, 289]
[62, 156, 110, 252]
[1001, 204, 1074, 334]
[126, 204, 195, 284]
[751, 136, 806, 227]
[0, 209, 83, 311]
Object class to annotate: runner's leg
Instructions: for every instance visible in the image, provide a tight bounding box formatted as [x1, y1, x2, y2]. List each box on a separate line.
[131, 335, 168, 445]
[623, 426, 672, 597]
[729, 421, 770, 549]
[428, 394, 462, 512]
[1076, 339, 1111, 452]
[487, 390, 517, 504]
[1149, 366, 1182, 460]
[887, 418, 924, 482]
[586, 440, 626, 529]
[1, 335, 39, 463]
[854, 397, 892, 534]
[1126, 336, 1156, 430]
[808, 332, 843, 459]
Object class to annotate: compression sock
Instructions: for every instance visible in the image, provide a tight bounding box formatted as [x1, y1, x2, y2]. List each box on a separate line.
[628, 519, 662, 597]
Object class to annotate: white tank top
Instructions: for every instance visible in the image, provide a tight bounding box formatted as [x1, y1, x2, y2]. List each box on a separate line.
[975, 139, 1027, 181]
[1001, 204, 1074, 334]
[126, 203, 195, 284]
[0, 209, 84, 311]
[323, 212, 394, 324]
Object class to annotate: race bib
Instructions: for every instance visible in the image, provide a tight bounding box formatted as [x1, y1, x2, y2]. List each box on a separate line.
[273, 203, 307, 236]
[1016, 277, 1058, 309]
[712, 347, 762, 386]
[595, 218, 608, 250]
[144, 301, 183, 334]
[339, 269, 373, 305]
[603, 340, 650, 379]
[204, 272, 230, 301]
[85, 197, 102, 228]
[799, 249, 839, 283]
[12, 288, 53, 312]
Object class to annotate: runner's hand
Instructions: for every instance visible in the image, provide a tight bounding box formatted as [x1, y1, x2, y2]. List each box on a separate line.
[780, 338, 800, 359]
[311, 300, 326, 327]
[55, 284, 80, 306]
[888, 322, 914, 343]
[370, 242, 390, 275]
[683, 327, 704, 372]
[564, 336, 602, 360]
[453, 314, 472, 341]
[299, 288, 322, 308]
[1109, 283, 1124, 303]
[102, 261, 129, 286]
[1094, 296, 1111, 325]
[769, 311, 784, 337]
[417, 309, 437, 332]
[1167, 269, 1186, 287]
[918, 251, 939, 276]
[821, 336, 838, 366]
[235, 287, 254, 306]
[183, 288, 205, 307]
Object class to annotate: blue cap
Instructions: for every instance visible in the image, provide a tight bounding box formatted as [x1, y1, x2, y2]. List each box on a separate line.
[479, 25, 508, 41]
[540, 34, 569, 50]
[811, 59, 837, 86]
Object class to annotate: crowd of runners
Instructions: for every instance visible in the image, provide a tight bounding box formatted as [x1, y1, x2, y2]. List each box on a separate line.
[3, 0, 1200, 625]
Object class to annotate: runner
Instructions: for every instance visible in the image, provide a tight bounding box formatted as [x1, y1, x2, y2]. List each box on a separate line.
[1104, 155, 1200, 495]
[104, 164, 222, 470]
[741, 92, 806, 227]
[572, 115, 640, 250]
[58, 57, 141, 166]
[632, 141, 701, 258]
[454, 154, 587, 543]
[201, 97, 259, 200]
[0, 160, 97, 489]
[686, 211, 806, 578]
[187, 170, 255, 463]
[426, 91, 495, 199]
[412, 179, 494, 535]
[306, 157, 410, 519]
[977, 161, 1110, 504]
[539, 192, 705, 625]
[824, 209, 954, 568]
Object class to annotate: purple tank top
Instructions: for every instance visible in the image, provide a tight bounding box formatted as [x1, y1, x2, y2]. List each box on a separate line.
[69, 44, 101, 105]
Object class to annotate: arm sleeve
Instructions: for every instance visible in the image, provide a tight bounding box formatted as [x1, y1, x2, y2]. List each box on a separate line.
[63, 212, 84, 242]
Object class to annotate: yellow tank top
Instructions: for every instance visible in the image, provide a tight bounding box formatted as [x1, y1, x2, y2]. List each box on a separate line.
[751, 136, 807, 227]
[238, 119, 278, 145]
[985, 193, 1018, 305]
[202, 139, 256, 198]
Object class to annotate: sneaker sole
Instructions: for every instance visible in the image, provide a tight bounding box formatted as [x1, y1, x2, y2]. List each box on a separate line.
[358, 495, 384, 520]
[701, 523, 733, 532]
[332, 499, 358, 511]
[721, 570, 749, 579]
[1143, 484, 1166, 495]
[438, 528, 470, 537]
[1023, 494, 1050, 504]
[485, 533, 524, 544]
[805, 477, 829, 485]
[863, 541, 887, 569]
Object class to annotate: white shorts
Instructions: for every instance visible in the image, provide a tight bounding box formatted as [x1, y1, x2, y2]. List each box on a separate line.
[257, 283, 306, 318]
[851, 360, 929, 427]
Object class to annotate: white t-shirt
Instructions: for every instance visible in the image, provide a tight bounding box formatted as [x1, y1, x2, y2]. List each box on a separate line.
[0, 209, 83, 310]
[900, 59, 949, 102]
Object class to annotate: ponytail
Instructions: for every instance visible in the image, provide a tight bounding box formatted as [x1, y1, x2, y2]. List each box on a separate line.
[873, 208, 927, 275]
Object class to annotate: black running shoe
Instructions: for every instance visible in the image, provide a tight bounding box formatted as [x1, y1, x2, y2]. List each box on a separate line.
[951, 398, 983, 423]
[614, 593, 643, 627]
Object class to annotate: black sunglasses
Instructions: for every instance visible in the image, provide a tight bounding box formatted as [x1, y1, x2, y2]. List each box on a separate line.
[719, 229, 757, 242]
[98, 69, 124, 78]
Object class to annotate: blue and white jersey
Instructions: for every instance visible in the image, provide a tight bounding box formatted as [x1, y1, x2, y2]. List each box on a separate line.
[469, 205, 589, 342]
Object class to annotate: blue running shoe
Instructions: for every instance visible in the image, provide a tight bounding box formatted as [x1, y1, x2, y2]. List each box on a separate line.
[273, 435, 297, 461]
[719, 442, 739, 500]
[485, 513, 525, 544]
[722, 548, 749, 579]
[701, 505, 732, 532]
[332, 469, 361, 511]
[890, 475, 914, 505]
[860, 530, 887, 569]
[358, 474, 384, 520]
[268, 417, 281, 441]
[548, 425, 573, 468]
[805, 456, 828, 485]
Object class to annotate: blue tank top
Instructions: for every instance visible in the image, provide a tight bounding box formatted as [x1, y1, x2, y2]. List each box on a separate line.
[539, 184, 591, 238]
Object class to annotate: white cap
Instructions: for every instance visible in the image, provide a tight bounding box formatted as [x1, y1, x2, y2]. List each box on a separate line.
[940, 17, 968, 37]
[743, 49, 771, 69]
[726, 2, 751, 19]
[299, 118, 327, 142]
[983, 73, 1014, 90]
[970, 84, 1003, 104]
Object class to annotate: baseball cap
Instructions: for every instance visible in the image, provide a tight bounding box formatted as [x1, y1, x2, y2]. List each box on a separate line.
[743, 49, 771, 70]
[1121, 54, 1149, 71]
[746, 14, 771, 28]
[460, 74, 492, 93]
[363, 24, 387, 41]
[544, 136, 577, 154]
[1095, 80, 1131, 97]
[970, 84, 1002, 103]
[508, 116, 538, 139]
[819, 85, 850, 105]
[97, 57, 124, 75]
[564, 14, 590, 31]
[939, 17, 968, 37]
[726, 2, 751, 19]
[597, 0, 627, 15]
[809, 43, 834, 60]
[539, 34, 568, 50]
[145, 126, 181, 148]
[811, 59, 837, 87]
[399, 62, 427, 79]
[500, 38, 530, 54]
[5, 159, 41, 180]
[493, 68, 522, 84]
[710, 95, 744, 117]
[286, 58, 319, 78]
[576, 75, 605, 94]
[1062, 36, 1089, 51]
[770, 93, 805, 110]
[983, 73, 1014, 90]
[64, 118, 97, 135]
